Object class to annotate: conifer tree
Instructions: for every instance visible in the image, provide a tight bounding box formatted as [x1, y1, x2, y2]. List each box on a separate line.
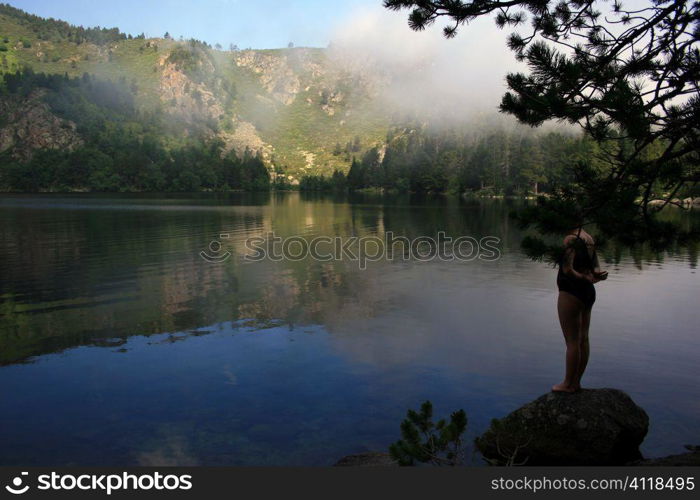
[385, 0, 699, 251]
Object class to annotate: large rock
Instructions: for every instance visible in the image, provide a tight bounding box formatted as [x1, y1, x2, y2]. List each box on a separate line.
[475, 389, 649, 465]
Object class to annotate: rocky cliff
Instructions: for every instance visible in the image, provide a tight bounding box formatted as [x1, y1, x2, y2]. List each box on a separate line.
[0, 90, 83, 160]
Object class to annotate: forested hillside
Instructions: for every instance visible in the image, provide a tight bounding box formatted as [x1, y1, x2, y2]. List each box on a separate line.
[0, 2, 588, 194]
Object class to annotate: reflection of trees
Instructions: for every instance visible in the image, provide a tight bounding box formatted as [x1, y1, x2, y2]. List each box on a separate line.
[1, 193, 697, 365]
[602, 207, 698, 270]
[0, 198, 267, 364]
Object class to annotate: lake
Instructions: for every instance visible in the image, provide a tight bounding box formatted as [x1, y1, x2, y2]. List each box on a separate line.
[0, 192, 698, 466]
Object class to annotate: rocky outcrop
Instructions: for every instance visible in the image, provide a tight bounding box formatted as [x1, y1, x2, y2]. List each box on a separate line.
[334, 452, 397, 467]
[158, 54, 224, 122]
[234, 48, 373, 113]
[0, 90, 83, 160]
[219, 121, 270, 160]
[234, 50, 304, 105]
[157, 51, 277, 161]
[475, 389, 649, 466]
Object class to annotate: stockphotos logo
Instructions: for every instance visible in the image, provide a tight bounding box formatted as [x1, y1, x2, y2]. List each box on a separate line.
[3, 471, 193, 496]
[5, 472, 29, 495]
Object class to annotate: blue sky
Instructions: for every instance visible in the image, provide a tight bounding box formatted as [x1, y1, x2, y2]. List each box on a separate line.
[8, 0, 380, 49]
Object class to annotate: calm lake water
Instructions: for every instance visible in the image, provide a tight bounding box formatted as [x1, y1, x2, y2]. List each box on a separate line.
[0, 192, 698, 466]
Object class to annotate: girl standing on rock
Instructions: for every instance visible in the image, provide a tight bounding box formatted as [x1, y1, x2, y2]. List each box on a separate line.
[552, 225, 607, 393]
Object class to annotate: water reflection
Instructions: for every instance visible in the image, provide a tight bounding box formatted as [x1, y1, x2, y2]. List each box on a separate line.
[0, 193, 698, 465]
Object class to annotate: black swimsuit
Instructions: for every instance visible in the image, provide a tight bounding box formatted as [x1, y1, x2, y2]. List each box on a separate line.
[557, 235, 596, 308]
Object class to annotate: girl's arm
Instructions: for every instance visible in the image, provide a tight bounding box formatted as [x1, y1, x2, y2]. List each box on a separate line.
[592, 251, 602, 273]
[591, 251, 608, 281]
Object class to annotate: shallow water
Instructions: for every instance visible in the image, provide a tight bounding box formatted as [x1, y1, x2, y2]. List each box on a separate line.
[0, 192, 698, 465]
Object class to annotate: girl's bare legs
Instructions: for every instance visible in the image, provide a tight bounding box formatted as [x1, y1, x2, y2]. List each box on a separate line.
[552, 292, 584, 393]
[571, 306, 592, 391]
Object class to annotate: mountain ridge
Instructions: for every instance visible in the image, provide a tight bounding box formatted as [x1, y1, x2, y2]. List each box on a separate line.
[0, 2, 592, 196]
[0, 2, 389, 181]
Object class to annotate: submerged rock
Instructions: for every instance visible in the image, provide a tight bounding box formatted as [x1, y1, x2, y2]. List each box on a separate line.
[334, 452, 398, 467]
[475, 388, 649, 465]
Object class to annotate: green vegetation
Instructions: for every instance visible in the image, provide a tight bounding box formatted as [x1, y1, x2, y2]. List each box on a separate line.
[341, 125, 592, 195]
[0, 70, 269, 192]
[0, 4, 386, 181]
[389, 401, 468, 466]
[0, 3, 127, 45]
[1, 0, 696, 222]
[298, 170, 346, 191]
[0, 3, 609, 196]
[385, 0, 699, 251]
[165, 39, 218, 86]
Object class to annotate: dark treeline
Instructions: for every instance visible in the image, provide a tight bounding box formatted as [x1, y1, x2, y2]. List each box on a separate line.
[336, 125, 595, 195]
[0, 70, 269, 192]
[0, 3, 131, 45]
[298, 170, 347, 192]
[1, 143, 271, 192]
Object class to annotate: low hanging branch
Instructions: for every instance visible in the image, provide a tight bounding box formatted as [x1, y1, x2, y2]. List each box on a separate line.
[385, 0, 699, 251]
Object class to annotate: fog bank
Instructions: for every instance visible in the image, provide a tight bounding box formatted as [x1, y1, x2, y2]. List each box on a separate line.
[328, 7, 523, 126]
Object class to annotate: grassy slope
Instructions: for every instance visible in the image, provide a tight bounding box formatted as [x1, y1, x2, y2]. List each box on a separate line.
[0, 10, 389, 179]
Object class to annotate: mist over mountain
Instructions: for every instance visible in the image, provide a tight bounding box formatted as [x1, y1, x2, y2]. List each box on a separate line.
[0, 2, 579, 192]
[328, 6, 519, 124]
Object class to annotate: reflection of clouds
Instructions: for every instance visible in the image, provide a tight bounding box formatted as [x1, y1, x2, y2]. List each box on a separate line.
[325, 258, 558, 371]
[329, 258, 698, 371]
[235, 259, 393, 327]
[222, 364, 238, 386]
[237, 270, 301, 321]
[323, 256, 700, 430]
[231, 253, 566, 383]
[136, 434, 199, 466]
